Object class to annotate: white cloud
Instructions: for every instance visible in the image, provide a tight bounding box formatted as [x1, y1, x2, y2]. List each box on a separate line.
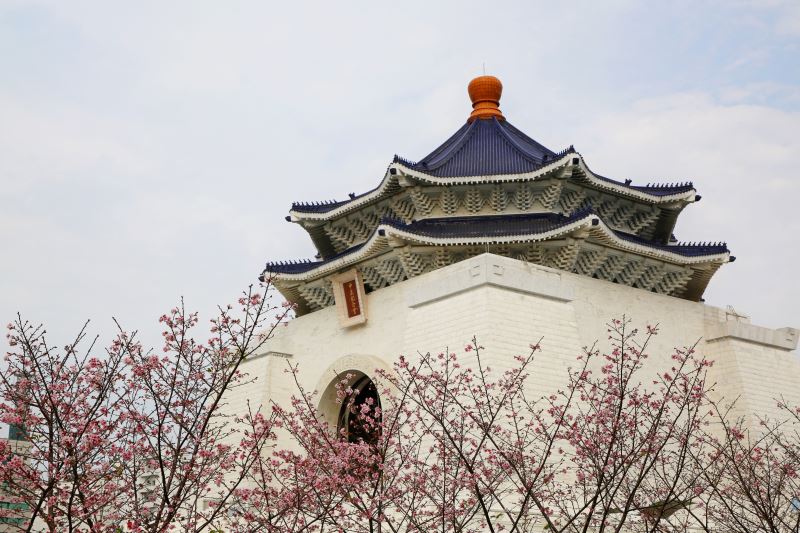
[736, 0, 800, 36]
[0, 92, 153, 193]
[1, 0, 798, 354]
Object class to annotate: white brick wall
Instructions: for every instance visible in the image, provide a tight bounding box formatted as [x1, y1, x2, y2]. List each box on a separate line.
[225, 253, 800, 445]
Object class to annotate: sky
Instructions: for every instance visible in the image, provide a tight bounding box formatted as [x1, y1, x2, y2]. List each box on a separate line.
[1, 0, 799, 357]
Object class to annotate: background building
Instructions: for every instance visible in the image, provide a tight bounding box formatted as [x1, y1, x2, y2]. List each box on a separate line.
[0, 427, 30, 533]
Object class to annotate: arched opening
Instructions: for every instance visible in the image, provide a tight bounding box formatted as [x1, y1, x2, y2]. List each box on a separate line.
[336, 374, 382, 445]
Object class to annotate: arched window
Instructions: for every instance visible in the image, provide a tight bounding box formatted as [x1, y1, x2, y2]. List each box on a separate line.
[337, 374, 381, 444]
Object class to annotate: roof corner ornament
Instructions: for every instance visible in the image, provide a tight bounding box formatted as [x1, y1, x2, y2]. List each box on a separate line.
[467, 75, 505, 122]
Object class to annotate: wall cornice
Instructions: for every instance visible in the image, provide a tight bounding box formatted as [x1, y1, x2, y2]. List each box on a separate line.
[406, 253, 574, 308]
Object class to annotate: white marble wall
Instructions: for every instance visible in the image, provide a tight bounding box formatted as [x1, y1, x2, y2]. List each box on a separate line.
[227, 253, 800, 441]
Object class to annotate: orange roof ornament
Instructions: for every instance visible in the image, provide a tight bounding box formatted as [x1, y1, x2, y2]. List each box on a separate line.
[467, 75, 504, 122]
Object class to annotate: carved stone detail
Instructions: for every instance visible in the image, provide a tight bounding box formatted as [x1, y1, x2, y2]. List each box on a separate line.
[464, 188, 485, 213]
[628, 209, 659, 234]
[560, 188, 586, 214]
[360, 265, 389, 291]
[433, 249, 453, 269]
[299, 281, 335, 311]
[489, 184, 508, 212]
[616, 259, 647, 286]
[595, 254, 627, 281]
[655, 269, 693, 296]
[439, 188, 460, 215]
[635, 264, 665, 291]
[545, 241, 580, 271]
[540, 181, 562, 209]
[390, 196, 417, 222]
[514, 183, 534, 211]
[409, 188, 435, 216]
[376, 258, 407, 285]
[573, 249, 608, 277]
[398, 249, 430, 277]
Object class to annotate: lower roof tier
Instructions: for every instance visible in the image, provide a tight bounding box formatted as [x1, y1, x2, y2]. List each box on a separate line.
[264, 212, 731, 314]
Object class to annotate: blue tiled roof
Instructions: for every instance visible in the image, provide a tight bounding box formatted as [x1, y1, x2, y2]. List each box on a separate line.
[290, 119, 696, 214]
[290, 163, 395, 214]
[265, 241, 369, 274]
[613, 230, 729, 257]
[291, 199, 352, 213]
[264, 212, 728, 275]
[581, 160, 695, 196]
[262, 259, 318, 275]
[395, 118, 562, 178]
[627, 183, 695, 196]
[387, 213, 727, 256]
[383, 211, 588, 238]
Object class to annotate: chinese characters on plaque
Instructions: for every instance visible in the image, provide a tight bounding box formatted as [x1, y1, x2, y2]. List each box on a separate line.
[331, 269, 367, 327]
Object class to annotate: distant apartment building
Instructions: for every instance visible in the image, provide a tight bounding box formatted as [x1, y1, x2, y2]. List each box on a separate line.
[0, 426, 30, 532]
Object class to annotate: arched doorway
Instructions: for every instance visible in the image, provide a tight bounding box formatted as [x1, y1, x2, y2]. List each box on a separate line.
[337, 374, 382, 444]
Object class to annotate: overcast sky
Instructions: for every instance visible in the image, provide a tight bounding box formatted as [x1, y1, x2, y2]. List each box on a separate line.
[1, 1, 799, 356]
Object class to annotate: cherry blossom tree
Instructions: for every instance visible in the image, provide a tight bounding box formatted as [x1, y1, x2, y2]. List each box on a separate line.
[235, 317, 723, 533]
[117, 283, 293, 532]
[690, 401, 800, 533]
[0, 318, 131, 531]
[0, 280, 292, 532]
[539, 321, 714, 533]
[3, 295, 798, 533]
[375, 319, 718, 532]
[221, 364, 464, 532]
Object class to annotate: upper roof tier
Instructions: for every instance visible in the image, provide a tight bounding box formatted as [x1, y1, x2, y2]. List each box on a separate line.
[291, 148, 695, 217]
[398, 75, 553, 176]
[289, 79, 696, 218]
[396, 117, 557, 178]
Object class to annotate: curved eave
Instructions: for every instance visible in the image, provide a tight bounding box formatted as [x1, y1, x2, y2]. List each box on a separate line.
[288, 153, 697, 223]
[288, 170, 399, 222]
[393, 155, 570, 187]
[264, 214, 729, 283]
[572, 157, 696, 203]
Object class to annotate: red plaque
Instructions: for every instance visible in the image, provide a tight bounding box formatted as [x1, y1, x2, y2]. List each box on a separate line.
[343, 279, 361, 318]
[333, 269, 367, 327]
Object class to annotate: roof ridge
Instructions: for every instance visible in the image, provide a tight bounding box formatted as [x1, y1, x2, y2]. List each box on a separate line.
[405, 121, 472, 168]
[291, 198, 345, 208]
[610, 229, 729, 254]
[579, 158, 695, 192]
[501, 120, 558, 158]
[492, 118, 547, 167]
[639, 181, 695, 189]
